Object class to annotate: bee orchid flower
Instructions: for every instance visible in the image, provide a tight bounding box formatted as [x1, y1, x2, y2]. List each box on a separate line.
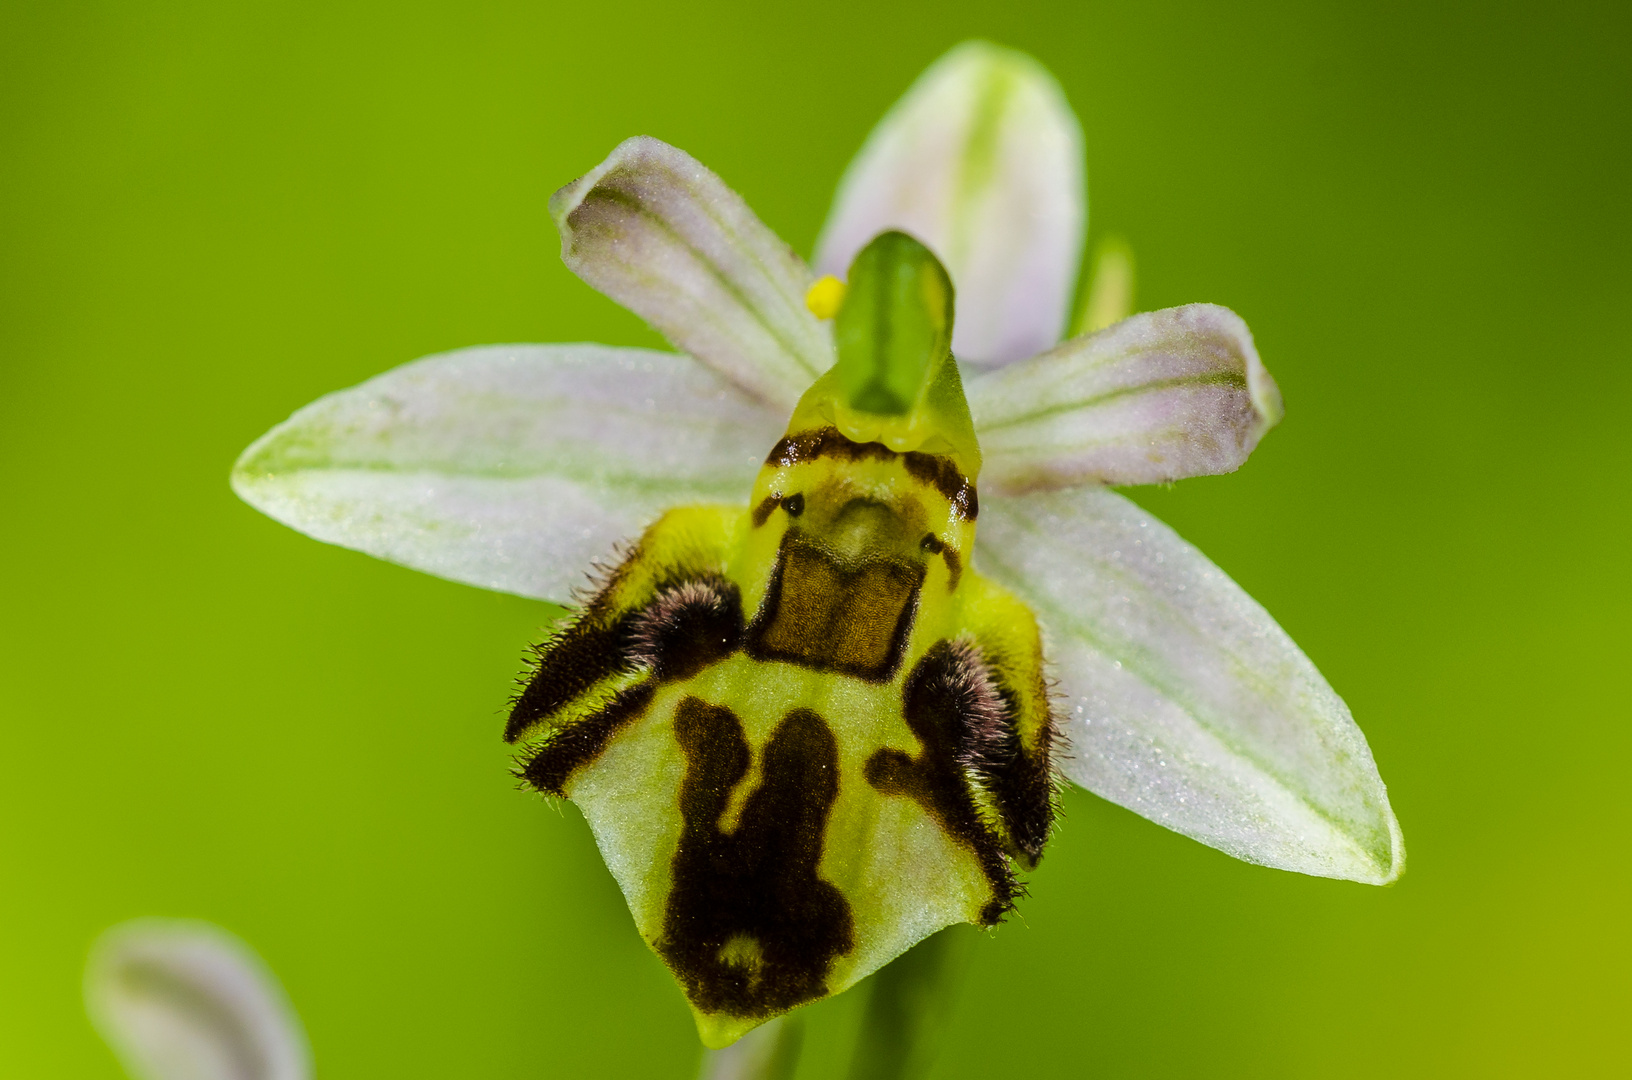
[232, 42, 1402, 1049]
[86, 920, 310, 1080]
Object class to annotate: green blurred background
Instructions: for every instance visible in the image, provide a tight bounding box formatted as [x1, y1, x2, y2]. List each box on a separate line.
[3, 1, 1627, 1075]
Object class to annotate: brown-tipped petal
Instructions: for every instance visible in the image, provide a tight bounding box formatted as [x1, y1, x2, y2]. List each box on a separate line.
[969, 304, 1284, 494]
[552, 136, 832, 411]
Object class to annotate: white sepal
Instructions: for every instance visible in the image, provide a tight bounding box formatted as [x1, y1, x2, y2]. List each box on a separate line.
[969, 304, 1283, 492]
[232, 344, 784, 603]
[552, 136, 832, 411]
[815, 41, 1084, 367]
[85, 919, 310, 1080]
[975, 488, 1404, 884]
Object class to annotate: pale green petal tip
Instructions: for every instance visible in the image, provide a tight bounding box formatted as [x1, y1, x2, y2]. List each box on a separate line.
[546, 176, 578, 231]
[230, 423, 292, 510]
[697, 1016, 803, 1078]
[546, 136, 642, 232]
[229, 409, 330, 522]
[1379, 805, 1407, 885]
[1224, 305, 1284, 445]
[1343, 802, 1405, 886]
[1277, 797, 1404, 886]
[232, 423, 294, 491]
[1249, 350, 1286, 435]
[1338, 799, 1406, 886]
[696, 1009, 763, 1051]
[937, 38, 1069, 104]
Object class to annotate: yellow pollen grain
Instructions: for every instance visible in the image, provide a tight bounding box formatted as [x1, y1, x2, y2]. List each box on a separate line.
[805, 275, 847, 320]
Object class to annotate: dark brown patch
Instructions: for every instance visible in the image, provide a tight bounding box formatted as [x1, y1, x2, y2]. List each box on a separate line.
[901, 452, 978, 521]
[865, 642, 1020, 924]
[751, 495, 780, 528]
[763, 427, 977, 520]
[919, 532, 964, 591]
[746, 531, 923, 682]
[660, 699, 854, 1018]
[507, 614, 635, 743]
[520, 682, 657, 796]
[626, 577, 744, 681]
[976, 683, 1058, 866]
[510, 570, 743, 781]
[926, 642, 1057, 865]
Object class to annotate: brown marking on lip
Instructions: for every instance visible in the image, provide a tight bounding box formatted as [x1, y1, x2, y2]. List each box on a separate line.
[660, 699, 854, 1018]
[864, 640, 1024, 924]
[519, 681, 657, 796]
[512, 575, 746, 784]
[751, 494, 780, 528]
[763, 427, 977, 520]
[745, 531, 923, 683]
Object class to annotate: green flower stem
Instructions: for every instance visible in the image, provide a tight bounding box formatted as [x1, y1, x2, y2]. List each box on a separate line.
[846, 925, 977, 1080]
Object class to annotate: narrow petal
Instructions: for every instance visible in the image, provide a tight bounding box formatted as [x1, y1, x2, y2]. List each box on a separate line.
[232, 344, 784, 603]
[86, 919, 310, 1080]
[975, 489, 1404, 884]
[969, 304, 1284, 494]
[815, 41, 1084, 366]
[552, 136, 831, 410]
[1072, 235, 1135, 337]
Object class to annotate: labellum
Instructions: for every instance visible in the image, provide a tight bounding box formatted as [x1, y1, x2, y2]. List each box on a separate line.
[506, 232, 1056, 1047]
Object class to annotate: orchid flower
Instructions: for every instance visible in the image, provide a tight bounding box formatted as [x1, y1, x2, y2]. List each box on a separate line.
[86, 920, 310, 1080]
[231, 41, 1402, 1050]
